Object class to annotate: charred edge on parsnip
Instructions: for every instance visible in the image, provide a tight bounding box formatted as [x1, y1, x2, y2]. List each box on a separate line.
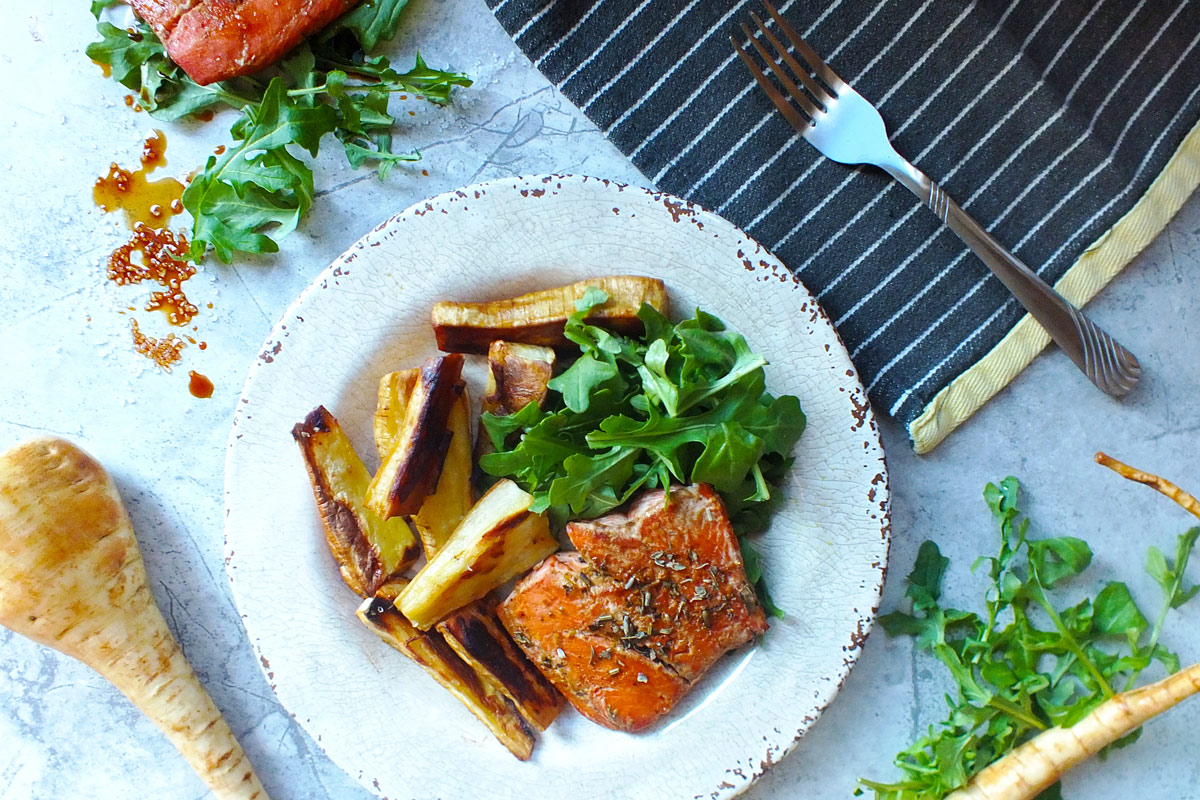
[438, 600, 564, 731]
[431, 276, 669, 354]
[436, 319, 651, 354]
[371, 354, 466, 518]
[412, 389, 475, 558]
[293, 406, 393, 597]
[358, 597, 536, 760]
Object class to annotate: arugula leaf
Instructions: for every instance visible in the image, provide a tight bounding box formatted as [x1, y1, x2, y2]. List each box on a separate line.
[481, 296, 806, 609]
[691, 422, 765, 495]
[323, 0, 411, 52]
[1027, 536, 1092, 588]
[549, 355, 620, 413]
[1147, 527, 1200, 608]
[90, 0, 123, 19]
[1092, 581, 1148, 639]
[87, 13, 469, 263]
[183, 79, 335, 262]
[906, 540, 950, 611]
[86, 22, 159, 88]
[548, 447, 640, 517]
[858, 477, 1200, 800]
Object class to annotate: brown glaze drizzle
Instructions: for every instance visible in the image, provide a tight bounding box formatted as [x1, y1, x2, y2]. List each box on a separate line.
[93, 130, 185, 230]
[106, 225, 199, 327]
[98, 130, 214, 386]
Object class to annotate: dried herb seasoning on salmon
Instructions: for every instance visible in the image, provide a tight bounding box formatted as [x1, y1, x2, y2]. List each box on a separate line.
[500, 485, 769, 732]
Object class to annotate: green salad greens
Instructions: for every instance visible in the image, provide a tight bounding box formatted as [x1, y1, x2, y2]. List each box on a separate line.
[478, 288, 807, 614]
[86, 0, 470, 262]
[858, 477, 1199, 800]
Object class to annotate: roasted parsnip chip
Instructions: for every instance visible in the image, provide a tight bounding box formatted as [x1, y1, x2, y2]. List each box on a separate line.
[365, 354, 465, 519]
[398, 480, 557, 629]
[438, 597, 564, 731]
[432, 276, 668, 354]
[373, 369, 419, 463]
[412, 388, 474, 557]
[481, 341, 556, 417]
[293, 406, 420, 597]
[357, 595, 536, 760]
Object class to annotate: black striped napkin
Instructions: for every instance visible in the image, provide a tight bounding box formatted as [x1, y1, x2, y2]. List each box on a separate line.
[485, 0, 1200, 447]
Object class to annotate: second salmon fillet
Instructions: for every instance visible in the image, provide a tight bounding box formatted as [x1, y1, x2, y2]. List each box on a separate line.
[129, 0, 359, 85]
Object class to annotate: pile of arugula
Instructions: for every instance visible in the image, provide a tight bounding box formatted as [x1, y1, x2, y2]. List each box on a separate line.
[86, 0, 470, 262]
[479, 288, 807, 614]
[859, 477, 1199, 800]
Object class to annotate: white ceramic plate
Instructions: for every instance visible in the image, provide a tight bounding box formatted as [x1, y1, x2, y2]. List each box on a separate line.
[225, 175, 889, 800]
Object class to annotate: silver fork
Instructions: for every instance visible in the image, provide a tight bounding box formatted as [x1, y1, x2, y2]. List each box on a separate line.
[733, 1, 1140, 398]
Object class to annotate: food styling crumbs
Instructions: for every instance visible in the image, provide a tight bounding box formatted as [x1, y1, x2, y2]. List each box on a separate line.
[129, 319, 185, 368]
[94, 131, 212, 394]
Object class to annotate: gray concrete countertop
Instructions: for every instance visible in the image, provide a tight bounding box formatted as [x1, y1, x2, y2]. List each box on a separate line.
[1, 2, 1197, 798]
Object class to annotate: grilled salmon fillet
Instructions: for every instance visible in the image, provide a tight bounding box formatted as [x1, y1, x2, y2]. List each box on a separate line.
[129, 0, 359, 85]
[498, 484, 768, 732]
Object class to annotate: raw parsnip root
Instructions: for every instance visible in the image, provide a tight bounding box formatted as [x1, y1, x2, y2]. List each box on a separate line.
[946, 661, 1200, 800]
[1095, 451, 1200, 520]
[946, 454, 1200, 800]
[0, 437, 270, 800]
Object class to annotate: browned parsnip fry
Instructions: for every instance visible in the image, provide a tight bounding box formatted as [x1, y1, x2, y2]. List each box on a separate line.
[437, 597, 565, 731]
[1095, 452, 1200, 520]
[432, 276, 668, 354]
[374, 369, 419, 463]
[482, 341, 557, 416]
[366, 354, 466, 519]
[356, 594, 536, 760]
[372, 370, 472, 555]
[474, 341, 556, 476]
[398, 479, 557, 630]
[412, 389, 474, 557]
[293, 406, 421, 597]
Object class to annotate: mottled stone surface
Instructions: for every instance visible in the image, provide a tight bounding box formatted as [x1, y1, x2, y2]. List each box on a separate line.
[0, 2, 1198, 799]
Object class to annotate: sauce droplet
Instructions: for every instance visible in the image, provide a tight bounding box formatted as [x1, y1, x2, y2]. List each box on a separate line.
[195, 109, 215, 122]
[93, 60, 112, 78]
[93, 131, 185, 230]
[188, 371, 214, 398]
[141, 129, 167, 169]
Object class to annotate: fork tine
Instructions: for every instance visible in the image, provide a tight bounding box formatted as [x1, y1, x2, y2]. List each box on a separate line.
[762, 0, 846, 95]
[731, 34, 814, 134]
[749, 12, 830, 110]
[740, 23, 823, 122]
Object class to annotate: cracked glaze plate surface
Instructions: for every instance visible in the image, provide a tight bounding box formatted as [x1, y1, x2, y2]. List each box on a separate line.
[224, 175, 889, 800]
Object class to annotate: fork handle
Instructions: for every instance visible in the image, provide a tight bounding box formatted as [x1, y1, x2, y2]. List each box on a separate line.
[881, 162, 1140, 398]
